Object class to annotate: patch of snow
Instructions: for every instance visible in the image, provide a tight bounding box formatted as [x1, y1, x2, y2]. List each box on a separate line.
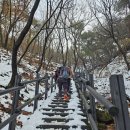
[1, 48, 130, 130]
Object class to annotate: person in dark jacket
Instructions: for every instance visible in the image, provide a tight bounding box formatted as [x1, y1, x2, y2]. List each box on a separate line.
[54, 66, 70, 101]
[54, 67, 61, 83]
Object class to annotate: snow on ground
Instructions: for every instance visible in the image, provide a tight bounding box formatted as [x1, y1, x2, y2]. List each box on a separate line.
[0, 49, 12, 86]
[0, 49, 54, 130]
[94, 56, 130, 97]
[0, 49, 86, 130]
[2, 88, 57, 130]
[1, 48, 130, 130]
[2, 81, 86, 130]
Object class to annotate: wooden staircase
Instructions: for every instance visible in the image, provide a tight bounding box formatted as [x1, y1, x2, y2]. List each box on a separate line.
[36, 92, 90, 130]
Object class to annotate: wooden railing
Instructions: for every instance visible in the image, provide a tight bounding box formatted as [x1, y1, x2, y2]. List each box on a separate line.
[1, 71, 130, 130]
[74, 72, 130, 130]
[0, 73, 56, 130]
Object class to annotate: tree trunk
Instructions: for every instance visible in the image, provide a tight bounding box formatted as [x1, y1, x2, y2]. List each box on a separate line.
[114, 38, 130, 70]
[0, 13, 4, 47]
[8, 0, 40, 88]
[0, 24, 3, 47]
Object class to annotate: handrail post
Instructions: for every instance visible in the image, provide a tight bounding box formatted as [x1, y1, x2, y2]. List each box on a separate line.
[79, 72, 83, 92]
[51, 74, 53, 93]
[45, 73, 49, 99]
[54, 82, 56, 90]
[33, 72, 40, 112]
[9, 74, 21, 130]
[89, 74, 97, 122]
[110, 75, 130, 130]
[82, 72, 86, 92]
[79, 72, 84, 109]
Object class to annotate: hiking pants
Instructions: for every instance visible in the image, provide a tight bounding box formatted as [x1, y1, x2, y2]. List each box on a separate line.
[57, 78, 68, 95]
[67, 78, 71, 91]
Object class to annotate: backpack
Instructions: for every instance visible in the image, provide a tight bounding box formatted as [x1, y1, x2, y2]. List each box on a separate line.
[60, 67, 69, 79]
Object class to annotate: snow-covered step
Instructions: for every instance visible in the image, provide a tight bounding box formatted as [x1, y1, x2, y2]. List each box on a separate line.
[36, 124, 88, 129]
[36, 81, 88, 130]
[51, 101, 82, 105]
[42, 108, 75, 112]
[42, 117, 73, 122]
[51, 102, 68, 105]
[42, 112, 69, 117]
[48, 104, 68, 108]
[42, 117, 88, 123]
[52, 99, 69, 102]
[42, 117, 87, 123]
[42, 112, 86, 117]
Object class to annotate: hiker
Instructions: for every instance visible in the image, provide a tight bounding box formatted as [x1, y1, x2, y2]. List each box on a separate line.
[53, 67, 61, 83]
[54, 67, 63, 95]
[56, 65, 71, 101]
[67, 66, 74, 93]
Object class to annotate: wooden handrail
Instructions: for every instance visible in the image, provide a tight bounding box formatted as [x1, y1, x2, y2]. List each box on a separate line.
[75, 72, 130, 130]
[79, 77, 119, 116]
[0, 73, 55, 130]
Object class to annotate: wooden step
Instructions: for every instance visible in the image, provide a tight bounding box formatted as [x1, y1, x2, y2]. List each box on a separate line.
[51, 101, 81, 105]
[36, 124, 88, 129]
[55, 94, 71, 97]
[48, 104, 68, 108]
[42, 108, 75, 112]
[42, 112, 69, 117]
[54, 97, 64, 99]
[42, 117, 87, 123]
[53, 97, 81, 101]
[42, 117, 73, 122]
[42, 112, 86, 117]
[48, 104, 82, 109]
[51, 102, 68, 105]
[52, 99, 69, 103]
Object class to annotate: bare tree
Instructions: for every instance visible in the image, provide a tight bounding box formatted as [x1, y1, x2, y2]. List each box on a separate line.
[8, 0, 41, 88]
[36, 0, 65, 73]
[17, 0, 66, 65]
[0, 0, 32, 49]
[88, 0, 130, 70]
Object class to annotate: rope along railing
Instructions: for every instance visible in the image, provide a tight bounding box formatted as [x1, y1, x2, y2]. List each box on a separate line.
[74, 72, 130, 130]
[0, 73, 56, 130]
